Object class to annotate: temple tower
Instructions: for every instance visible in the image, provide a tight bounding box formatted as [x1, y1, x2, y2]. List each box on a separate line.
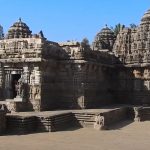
[92, 25, 116, 52]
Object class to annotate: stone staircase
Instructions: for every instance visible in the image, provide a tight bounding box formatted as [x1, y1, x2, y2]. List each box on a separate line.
[73, 112, 96, 128]
[47, 113, 74, 132]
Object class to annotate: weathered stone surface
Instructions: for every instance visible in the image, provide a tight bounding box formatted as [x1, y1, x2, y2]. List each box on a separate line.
[0, 9, 150, 112]
[0, 109, 6, 134]
[94, 107, 130, 130]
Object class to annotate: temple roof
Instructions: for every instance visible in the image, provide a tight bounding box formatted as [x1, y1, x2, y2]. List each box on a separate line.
[96, 25, 115, 40]
[93, 25, 116, 51]
[141, 9, 150, 24]
[6, 18, 32, 39]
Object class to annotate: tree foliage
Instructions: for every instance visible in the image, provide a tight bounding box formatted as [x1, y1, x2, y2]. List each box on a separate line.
[112, 23, 125, 36]
[130, 23, 137, 29]
[0, 25, 4, 39]
[81, 38, 90, 50]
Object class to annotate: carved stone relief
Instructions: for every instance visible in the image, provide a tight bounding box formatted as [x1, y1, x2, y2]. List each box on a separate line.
[94, 114, 105, 130]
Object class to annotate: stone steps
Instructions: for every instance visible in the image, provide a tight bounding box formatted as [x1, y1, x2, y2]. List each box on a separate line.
[36, 116, 52, 132]
[5, 107, 133, 135]
[48, 113, 74, 131]
[73, 113, 96, 127]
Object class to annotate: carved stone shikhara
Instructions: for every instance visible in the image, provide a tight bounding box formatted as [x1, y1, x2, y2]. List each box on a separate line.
[113, 9, 150, 65]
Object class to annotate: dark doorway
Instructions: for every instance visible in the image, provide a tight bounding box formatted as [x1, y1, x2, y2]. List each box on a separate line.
[11, 74, 21, 98]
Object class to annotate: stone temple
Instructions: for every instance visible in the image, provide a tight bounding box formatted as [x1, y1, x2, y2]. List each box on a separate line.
[0, 9, 150, 113]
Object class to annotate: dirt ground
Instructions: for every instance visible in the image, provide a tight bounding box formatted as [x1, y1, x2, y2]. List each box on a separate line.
[0, 121, 150, 150]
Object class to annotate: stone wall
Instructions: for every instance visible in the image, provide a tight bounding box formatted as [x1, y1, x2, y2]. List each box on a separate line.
[113, 67, 133, 104]
[134, 107, 150, 121]
[55, 62, 76, 109]
[0, 110, 6, 134]
[115, 67, 150, 105]
[54, 61, 114, 109]
[84, 64, 114, 108]
[40, 61, 58, 110]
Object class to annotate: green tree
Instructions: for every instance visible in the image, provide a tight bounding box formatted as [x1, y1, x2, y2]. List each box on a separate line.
[81, 38, 90, 50]
[0, 25, 4, 39]
[112, 23, 125, 36]
[130, 23, 137, 28]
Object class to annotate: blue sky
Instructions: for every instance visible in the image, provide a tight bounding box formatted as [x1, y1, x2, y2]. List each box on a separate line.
[0, 0, 150, 43]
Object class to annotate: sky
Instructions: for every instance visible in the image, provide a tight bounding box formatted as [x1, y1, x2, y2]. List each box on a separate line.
[0, 0, 150, 43]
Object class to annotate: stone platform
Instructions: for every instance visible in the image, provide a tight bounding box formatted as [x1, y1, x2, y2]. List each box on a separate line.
[5, 105, 133, 135]
[134, 106, 150, 122]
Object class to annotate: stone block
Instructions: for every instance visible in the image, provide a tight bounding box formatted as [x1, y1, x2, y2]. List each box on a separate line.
[0, 110, 6, 135]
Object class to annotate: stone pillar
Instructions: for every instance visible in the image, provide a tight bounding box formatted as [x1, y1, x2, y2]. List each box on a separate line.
[8, 73, 12, 98]
[34, 67, 41, 85]
[23, 67, 30, 83]
[29, 66, 41, 111]
[5, 71, 11, 99]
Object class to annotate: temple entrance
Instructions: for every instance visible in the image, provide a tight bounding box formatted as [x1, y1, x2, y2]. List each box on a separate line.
[11, 74, 21, 98]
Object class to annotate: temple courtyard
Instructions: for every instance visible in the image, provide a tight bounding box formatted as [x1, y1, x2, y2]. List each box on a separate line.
[0, 121, 150, 150]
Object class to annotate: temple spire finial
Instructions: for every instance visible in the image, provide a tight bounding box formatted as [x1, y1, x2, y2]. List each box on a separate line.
[19, 17, 22, 22]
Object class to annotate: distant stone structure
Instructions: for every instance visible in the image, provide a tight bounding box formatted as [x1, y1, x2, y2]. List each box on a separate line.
[0, 9, 150, 112]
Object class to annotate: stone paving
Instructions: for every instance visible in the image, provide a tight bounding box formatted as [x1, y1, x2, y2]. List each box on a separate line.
[0, 121, 150, 150]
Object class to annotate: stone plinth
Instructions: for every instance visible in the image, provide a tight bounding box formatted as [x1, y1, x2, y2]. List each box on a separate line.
[94, 107, 130, 130]
[134, 107, 150, 121]
[14, 97, 23, 102]
[6, 100, 26, 112]
[0, 110, 6, 135]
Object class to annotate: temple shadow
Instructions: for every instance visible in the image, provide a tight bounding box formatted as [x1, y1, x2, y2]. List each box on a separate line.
[55, 126, 82, 132]
[107, 120, 134, 130]
[3, 126, 83, 136]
